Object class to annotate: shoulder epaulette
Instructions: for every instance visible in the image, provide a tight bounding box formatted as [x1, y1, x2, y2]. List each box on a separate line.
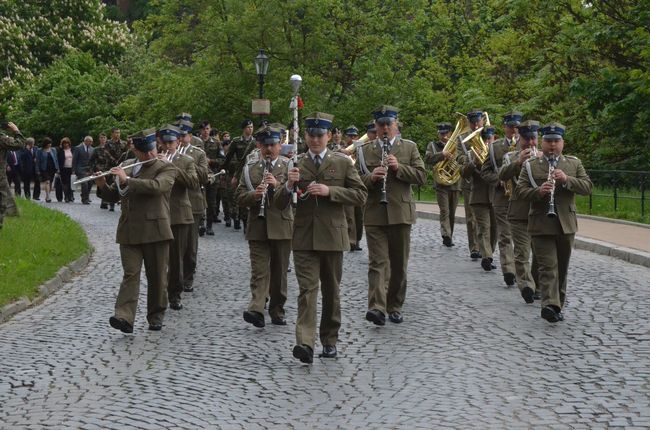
[190, 145, 205, 153]
[278, 155, 290, 163]
[297, 153, 308, 160]
[564, 155, 579, 160]
[399, 138, 417, 147]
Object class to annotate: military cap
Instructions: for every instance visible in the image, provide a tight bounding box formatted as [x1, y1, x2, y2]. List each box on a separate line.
[366, 121, 376, 132]
[466, 109, 484, 123]
[241, 119, 254, 129]
[372, 105, 399, 124]
[437, 122, 453, 133]
[304, 112, 335, 136]
[176, 119, 193, 133]
[158, 124, 181, 142]
[270, 122, 287, 132]
[345, 125, 359, 136]
[176, 112, 192, 121]
[256, 126, 283, 145]
[503, 111, 524, 126]
[132, 128, 158, 152]
[480, 125, 495, 139]
[517, 120, 540, 138]
[540, 122, 566, 140]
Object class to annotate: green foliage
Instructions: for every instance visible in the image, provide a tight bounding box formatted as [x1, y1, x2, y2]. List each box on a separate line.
[0, 199, 90, 307]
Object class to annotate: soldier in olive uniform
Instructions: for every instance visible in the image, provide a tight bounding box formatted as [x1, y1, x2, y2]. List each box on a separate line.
[276, 112, 367, 363]
[177, 124, 209, 292]
[200, 121, 225, 235]
[357, 106, 427, 326]
[96, 129, 177, 333]
[456, 110, 482, 260]
[457, 113, 497, 271]
[0, 122, 25, 230]
[159, 125, 199, 311]
[480, 112, 522, 286]
[425, 122, 460, 247]
[499, 120, 541, 303]
[91, 132, 118, 211]
[176, 113, 205, 151]
[515, 123, 592, 322]
[340, 126, 360, 250]
[236, 126, 293, 328]
[224, 119, 255, 230]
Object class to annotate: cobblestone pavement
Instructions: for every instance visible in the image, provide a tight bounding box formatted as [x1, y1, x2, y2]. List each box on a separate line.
[2, 200, 650, 429]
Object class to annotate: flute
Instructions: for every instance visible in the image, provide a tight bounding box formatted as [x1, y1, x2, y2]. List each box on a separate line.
[73, 152, 172, 185]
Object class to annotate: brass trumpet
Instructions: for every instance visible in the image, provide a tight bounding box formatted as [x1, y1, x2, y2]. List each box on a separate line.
[207, 169, 227, 184]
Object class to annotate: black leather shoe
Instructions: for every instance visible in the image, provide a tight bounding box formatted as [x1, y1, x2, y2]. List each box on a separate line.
[206, 226, 214, 236]
[183, 285, 194, 292]
[243, 310, 265, 328]
[169, 301, 183, 310]
[109, 316, 133, 334]
[481, 257, 494, 271]
[320, 345, 337, 358]
[541, 306, 561, 323]
[557, 311, 565, 321]
[234, 220, 241, 230]
[521, 287, 535, 304]
[365, 309, 386, 326]
[388, 311, 403, 324]
[470, 251, 481, 260]
[148, 323, 162, 331]
[109, 206, 115, 212]
[350, 245, 356, 252]
[442, 236, 454, 247]
[225, 219, 231, 227]
[100, 203, 108, 209]
[504, 272, 516, 286]
[271, 316, 287, 326]
[292, 344, 313, 364]
[215, 217, 222, 223]
[82, 200, 90, 205]
[353, 244, 362, 251]
[198, 225, 206, 236]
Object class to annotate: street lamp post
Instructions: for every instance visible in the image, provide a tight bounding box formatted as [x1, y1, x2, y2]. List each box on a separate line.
[254, 49, 269, 99]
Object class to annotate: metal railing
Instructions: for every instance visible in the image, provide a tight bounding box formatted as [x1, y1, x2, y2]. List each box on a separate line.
[414, 169, 649, 217]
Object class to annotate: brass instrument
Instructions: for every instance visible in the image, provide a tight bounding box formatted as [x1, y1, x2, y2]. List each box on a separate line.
[503, 138, 518, 198]
[207, 169, 227, 184]
[258, 157, 272, 219]
[343, 133, 370, 153]
[434, 114, 471, 186]
[460, 113, 490, 167]
[73, 151, 172, 185]
[547, 155, 558, 218]
[380, 134, 389, 205]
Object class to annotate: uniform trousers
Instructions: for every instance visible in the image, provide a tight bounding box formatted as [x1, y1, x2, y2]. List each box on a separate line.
[509, 220, 536, 292]
[366, 224, 412, 314]
[462, 187, 479, 253]
[205, 182, 218, 223]
[248, 239, 291, 318]
[183, 213, 201, 288]
[493, 204, 515, 274]
[115, 240, 169, 326]
[472, 203, 497, 259]
[345, 205, 356, 246]
[168, 223, 192, 303]
[436, 186, 458, 238]
[531, 233, 575, 310]
[294, 250, 343, 349]
[354, 206, 364, 243]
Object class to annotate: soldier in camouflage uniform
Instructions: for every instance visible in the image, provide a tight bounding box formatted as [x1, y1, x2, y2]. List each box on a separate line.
[224, 119, 255, 230]
[200, 121, 226, 235]
[0, 122, 25, 230]
[90, 132, 118, 211]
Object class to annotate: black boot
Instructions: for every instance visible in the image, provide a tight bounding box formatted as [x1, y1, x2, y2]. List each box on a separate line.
[206, 222, 214, 236]
[234, 219, 241, 230]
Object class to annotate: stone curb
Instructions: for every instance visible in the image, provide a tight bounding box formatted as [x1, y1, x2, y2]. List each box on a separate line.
[0, 250, 93, 324]
[416, 210, 650, 269]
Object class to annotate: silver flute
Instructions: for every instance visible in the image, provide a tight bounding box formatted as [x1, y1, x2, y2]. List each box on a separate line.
[73, 151, 172, 185]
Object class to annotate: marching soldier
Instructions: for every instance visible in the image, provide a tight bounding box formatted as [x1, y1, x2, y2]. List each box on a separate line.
[425, 122, 460, 247]
[176, 113, 205, 150]
[159, 125, 198, 311]
[224, 119, 255, 230]
[201, 121, 225, 235]
[276, 112, 367, 363]
[458, 112, 497, 270]
[499, 120, 541, 303]
[480, 111, 522, 286]
[236, 126, 293, 328]
[220, 131, 232, 225]
[96, 129, 177, 333]
[357, 106, 427, 326]
[177, 123, 209, 292]
[0, 122, 25, 230]
[90, 132, 117, 211]
[456, 110, 481, 260]
[515, 123, 592, 322]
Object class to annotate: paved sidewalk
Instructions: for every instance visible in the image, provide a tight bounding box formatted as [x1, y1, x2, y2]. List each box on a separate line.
[1, 200, 650, 429]
[416, 202, 650, 267]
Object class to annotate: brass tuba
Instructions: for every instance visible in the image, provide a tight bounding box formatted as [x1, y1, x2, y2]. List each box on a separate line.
[460, 111, 490, 167]
[435, 114, 471, 186]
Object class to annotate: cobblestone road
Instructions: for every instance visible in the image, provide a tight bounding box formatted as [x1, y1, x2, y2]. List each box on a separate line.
[1, 200, 650, 429]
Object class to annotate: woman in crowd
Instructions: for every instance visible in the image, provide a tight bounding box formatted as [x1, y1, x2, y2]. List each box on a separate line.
[56, 137, 74, 202]
[36, 137, 60, 203]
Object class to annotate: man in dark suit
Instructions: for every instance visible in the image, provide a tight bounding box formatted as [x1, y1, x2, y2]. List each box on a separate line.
[72, 136, 94, 204]
[6, 149, 21, 197]
[19, 138, 39, 200]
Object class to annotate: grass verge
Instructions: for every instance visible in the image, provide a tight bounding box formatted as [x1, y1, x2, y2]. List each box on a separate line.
[0, 198, 90, 308]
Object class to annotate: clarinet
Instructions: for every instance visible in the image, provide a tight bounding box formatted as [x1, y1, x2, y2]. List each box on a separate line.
[258, 157, 272, 219]
[380, 134, 389, 205]
[547, 155, 558, 218]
